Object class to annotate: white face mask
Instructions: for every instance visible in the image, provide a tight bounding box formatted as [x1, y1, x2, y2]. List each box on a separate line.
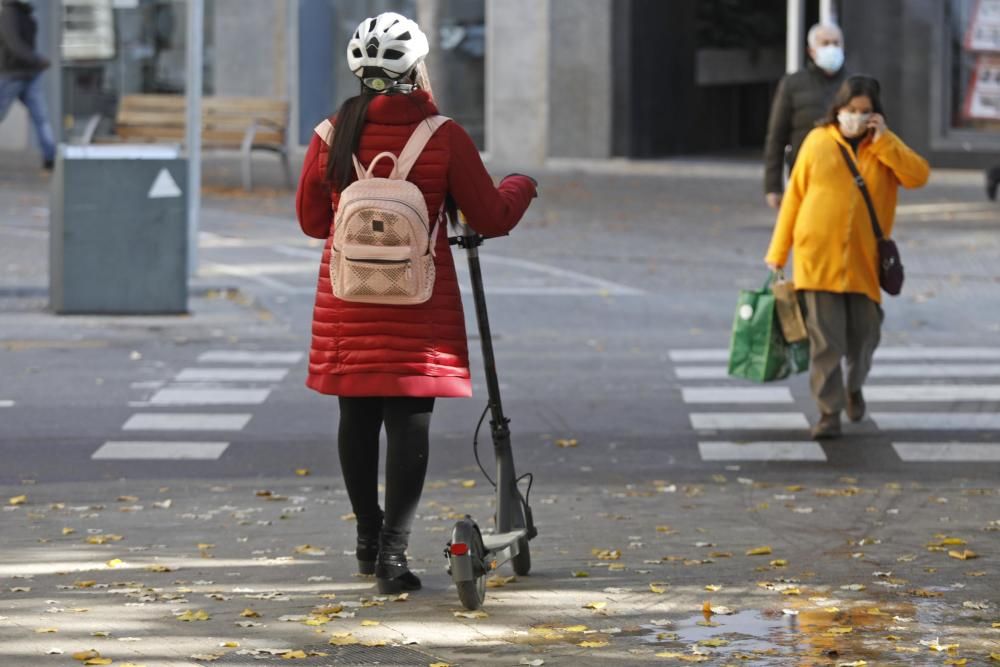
[814, 45, 844, 73]
[837, 110, 871, 137]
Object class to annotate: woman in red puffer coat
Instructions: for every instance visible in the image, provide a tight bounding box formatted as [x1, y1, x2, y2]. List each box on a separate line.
[295, 12, 536, 595]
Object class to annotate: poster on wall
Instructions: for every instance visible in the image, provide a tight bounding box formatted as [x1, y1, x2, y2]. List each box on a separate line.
[964, 54, 1000, 120]
[966, 0, 1000, 52]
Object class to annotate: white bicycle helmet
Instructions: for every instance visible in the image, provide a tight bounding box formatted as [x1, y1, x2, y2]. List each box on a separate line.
[347, 12, 429, 90]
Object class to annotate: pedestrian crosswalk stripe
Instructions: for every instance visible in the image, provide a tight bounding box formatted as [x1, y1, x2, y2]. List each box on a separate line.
[682, 387, 793, 404]
[0, 400, 13, 408]
[92, 441, 229, 460]
[675, 364, 1000, 380]
[699, 441, 827, 461]
[175, 368, 289, 382]
[875, 348, 1000, 361]
[675, 367, 729, 379]
[670, 349, 729, 363]
[872, 413, 1000, 430]
[893, 442, 1000, 462]
[197, 351, 303, 364]
[670, 347, 1000, 363]
[122, 413, 253, 431]
[690, 413, 810, 430]
[865, 385, 1000, 402]
[149, 388, 271, 406]
[870, 364, 1000, 378]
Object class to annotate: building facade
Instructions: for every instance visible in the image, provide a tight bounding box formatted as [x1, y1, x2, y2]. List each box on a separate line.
[3, 0, 997, 169]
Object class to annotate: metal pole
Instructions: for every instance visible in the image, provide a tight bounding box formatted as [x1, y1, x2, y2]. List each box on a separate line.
[786, 0, 805, 74]
[819, 0, 836, 25]
[185, 0, 203, 277]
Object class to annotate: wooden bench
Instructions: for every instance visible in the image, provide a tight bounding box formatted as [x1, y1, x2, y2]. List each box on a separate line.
[83, 94, 292, 191]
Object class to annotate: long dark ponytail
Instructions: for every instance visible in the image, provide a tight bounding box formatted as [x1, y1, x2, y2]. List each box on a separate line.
[325, 89, 376, 191]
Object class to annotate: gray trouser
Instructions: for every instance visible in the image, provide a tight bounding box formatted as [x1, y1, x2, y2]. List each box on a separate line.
[800, 291, 883, 415]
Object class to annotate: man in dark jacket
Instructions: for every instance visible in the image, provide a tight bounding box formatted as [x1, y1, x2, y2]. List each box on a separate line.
[763, 23, 847, 208]
[0, 0, 56, 169]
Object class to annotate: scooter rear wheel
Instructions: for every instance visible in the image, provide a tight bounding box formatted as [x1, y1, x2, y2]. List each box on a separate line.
[457, 575, 486, 610]
[512, 536, 531, 576]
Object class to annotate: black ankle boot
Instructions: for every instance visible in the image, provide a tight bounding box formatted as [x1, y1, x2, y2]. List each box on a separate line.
[375, 551, 422, 594]
[355, 509, 383, 576]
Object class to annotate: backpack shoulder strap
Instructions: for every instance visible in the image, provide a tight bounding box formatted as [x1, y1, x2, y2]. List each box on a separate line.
[314, 118, 365, 180]
[395, 115, 451, 181]
[836, 143, 884, 241]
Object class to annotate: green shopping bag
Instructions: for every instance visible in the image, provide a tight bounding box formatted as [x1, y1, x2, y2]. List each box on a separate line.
[727, 273, 809, 383]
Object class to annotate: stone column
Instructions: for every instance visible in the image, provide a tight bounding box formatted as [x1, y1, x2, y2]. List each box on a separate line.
[212, 0, 287, 97]
[485, 0, 549, 166]
[548, 0, 613, 159]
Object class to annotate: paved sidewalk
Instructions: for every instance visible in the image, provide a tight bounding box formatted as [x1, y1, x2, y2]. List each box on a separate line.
[1, 472, 998, 666]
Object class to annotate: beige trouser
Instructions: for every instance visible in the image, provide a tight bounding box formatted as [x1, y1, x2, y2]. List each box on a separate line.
[800, 291, 883, 415]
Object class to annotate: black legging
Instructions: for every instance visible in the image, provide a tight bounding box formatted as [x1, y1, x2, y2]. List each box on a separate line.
[337, 396, 434, 550]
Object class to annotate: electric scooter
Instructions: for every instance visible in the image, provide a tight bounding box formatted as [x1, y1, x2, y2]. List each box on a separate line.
[444, 222, 537, 611]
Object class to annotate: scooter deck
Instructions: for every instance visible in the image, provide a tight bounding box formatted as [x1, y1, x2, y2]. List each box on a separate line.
[482, 529, 528, 551]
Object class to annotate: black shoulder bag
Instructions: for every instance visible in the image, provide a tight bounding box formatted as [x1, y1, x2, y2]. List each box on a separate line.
[837, 144, 904, 296]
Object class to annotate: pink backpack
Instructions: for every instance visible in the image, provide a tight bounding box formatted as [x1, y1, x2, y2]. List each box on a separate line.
[315, 115, 450, 305]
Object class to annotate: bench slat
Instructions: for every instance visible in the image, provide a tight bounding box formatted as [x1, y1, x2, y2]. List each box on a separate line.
[116, 126, 284, 146]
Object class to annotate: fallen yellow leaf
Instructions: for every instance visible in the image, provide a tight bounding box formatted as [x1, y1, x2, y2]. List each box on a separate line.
[562, 625, 588, 633]
[86, 535, 123, 545]
[34, 628, 58, 633]
[948, 550, 978, 560]
[85, 659, 113, 666]
[281, 650, 308, 659]
[704, 584, 722, 592]
[826, 626, 853, 635]
[328, 632, 358, 646]
[177, 610, 210, 622]
[592, 548, 621, 561]
[945, 659, 968, 666]
[583, 601, 607, 610]
[990, 653, 1000, 662]
[578, 640, 608, 648]
[72, 650, 101, 661]
[699, 638, 729, 647]
[460, 480, 476, 488]
[555, 438, 578, 448]
[294, 468, 310, 476]
[649, 583, 667, 594]
[240, 608, 261, 618]
[430, 663, 451, 667]
[8, 495, 26, 506]
[746, 546, 773, 556]
[62, 527, 76, 535]
[105, 558, 123, 568]
[144, 564, 173, 573]
[770, 559, 788, 567]
[220, 642, 239, 648]
[361, 620, 380, 627]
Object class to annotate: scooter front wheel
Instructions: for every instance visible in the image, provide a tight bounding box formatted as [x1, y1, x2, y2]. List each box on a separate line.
[512, 536, 531, 576]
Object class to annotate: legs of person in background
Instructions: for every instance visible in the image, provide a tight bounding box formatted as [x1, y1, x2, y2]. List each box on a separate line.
[20, 74, 56, 168]
[844, 295, 883, 422]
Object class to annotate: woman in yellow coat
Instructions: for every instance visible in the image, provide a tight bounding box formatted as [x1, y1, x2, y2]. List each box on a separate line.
[765, 75, 929, 439]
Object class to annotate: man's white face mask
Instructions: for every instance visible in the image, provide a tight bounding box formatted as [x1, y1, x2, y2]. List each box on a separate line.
[814, 44, 844, 73]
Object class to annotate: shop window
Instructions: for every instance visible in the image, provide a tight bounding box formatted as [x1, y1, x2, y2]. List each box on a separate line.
[949, 0, 1000, 131]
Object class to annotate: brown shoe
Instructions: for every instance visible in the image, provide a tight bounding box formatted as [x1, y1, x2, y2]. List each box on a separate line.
[811, 413, 842, 440]
[846, 390, 866, 423]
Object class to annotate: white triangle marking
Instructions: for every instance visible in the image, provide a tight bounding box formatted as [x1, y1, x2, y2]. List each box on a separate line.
[148, 168, 183, 199]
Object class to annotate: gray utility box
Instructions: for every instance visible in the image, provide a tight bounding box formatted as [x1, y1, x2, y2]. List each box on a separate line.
[50, 145, 188, 314]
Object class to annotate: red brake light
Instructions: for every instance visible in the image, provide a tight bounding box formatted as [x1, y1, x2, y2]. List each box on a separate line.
[450, 542, 469, 556]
